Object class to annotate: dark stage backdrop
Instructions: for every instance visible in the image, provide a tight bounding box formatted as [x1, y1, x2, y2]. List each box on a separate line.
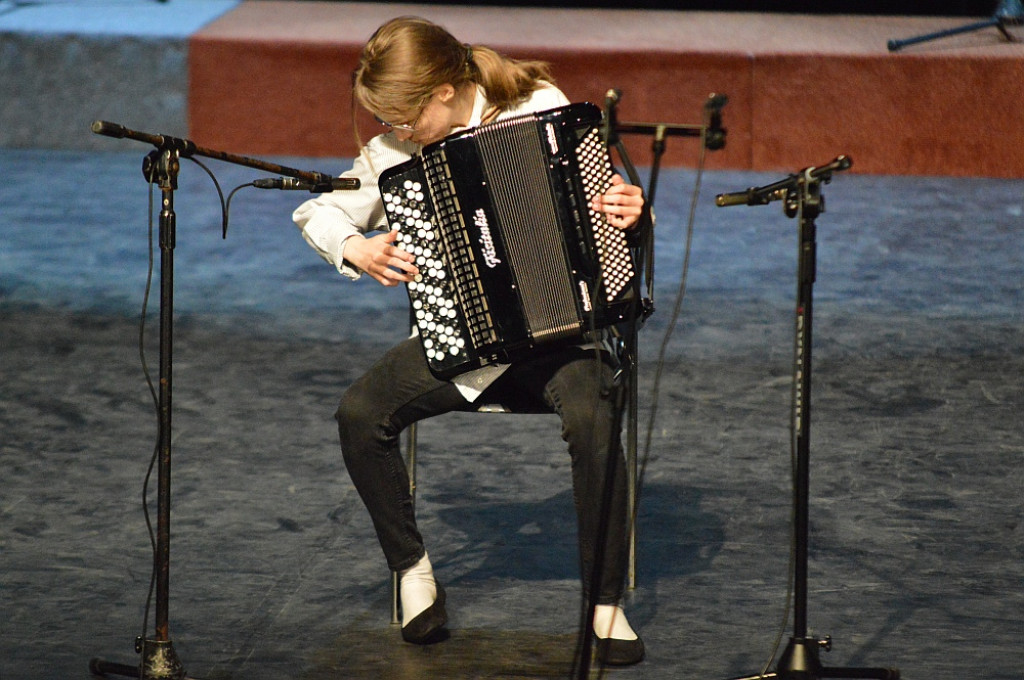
[285, 0, 1001, 18]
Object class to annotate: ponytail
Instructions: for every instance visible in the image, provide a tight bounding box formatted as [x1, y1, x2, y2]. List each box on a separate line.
[465, 44, 555, 111]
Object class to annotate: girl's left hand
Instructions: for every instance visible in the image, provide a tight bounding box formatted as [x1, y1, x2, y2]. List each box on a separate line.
[592, 174, 644, 230]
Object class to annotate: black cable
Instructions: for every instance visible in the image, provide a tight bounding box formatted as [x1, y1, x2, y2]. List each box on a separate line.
[184, 157, 229, 238]
[224, 183, 255, 239]
[138, 169, 160, 646]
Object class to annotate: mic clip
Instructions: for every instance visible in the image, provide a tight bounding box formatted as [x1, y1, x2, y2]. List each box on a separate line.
[602, 88, 622, 147]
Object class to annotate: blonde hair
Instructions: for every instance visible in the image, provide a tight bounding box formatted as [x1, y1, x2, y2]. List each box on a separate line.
[352, 16, 554, 134]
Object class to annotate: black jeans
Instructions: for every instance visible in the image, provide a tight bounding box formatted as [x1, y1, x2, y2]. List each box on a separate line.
[336, 337, 630, 604]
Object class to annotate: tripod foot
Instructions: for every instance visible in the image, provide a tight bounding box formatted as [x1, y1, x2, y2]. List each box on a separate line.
[89, 658, 140, 678]
[821, 668, 900, 680]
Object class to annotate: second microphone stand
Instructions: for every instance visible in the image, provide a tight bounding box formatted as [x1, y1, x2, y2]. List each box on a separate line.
[715, 156, 900, 680]
[86, 121, 357, 680]
[574, 91, 728, 679]
[887, 0, 1023, 51]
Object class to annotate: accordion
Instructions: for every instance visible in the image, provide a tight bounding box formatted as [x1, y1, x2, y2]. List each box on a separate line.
[379, 102, 638, 379]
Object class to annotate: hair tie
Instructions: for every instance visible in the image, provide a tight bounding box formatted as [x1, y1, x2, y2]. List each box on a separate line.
[464, 43, 474, 64]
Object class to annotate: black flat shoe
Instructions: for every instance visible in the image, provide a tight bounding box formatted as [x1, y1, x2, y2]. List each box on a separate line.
[595, 634, 646, 666]
[401, 582, 448, 645]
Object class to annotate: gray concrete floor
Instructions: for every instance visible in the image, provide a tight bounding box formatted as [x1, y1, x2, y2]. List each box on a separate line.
[1, 149, 1022, 679]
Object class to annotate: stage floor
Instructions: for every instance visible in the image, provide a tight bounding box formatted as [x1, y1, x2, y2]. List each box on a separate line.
[1, 148, 1021, 679]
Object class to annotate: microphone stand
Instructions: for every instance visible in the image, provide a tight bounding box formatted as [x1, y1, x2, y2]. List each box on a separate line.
[574, 93, 726, 679]
[715, 156, 899, 680]
[611, 90, 728, 582]
[887, 0, 1023, 51]
[86, 121, 358, 680]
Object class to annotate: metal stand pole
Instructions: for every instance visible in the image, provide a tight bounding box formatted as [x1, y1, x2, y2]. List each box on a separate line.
[90, 147, 186, 680]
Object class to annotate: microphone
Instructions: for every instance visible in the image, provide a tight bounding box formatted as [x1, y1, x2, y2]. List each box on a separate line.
[91, 120, 129, 138]
[252, 176, 360, 191]
[601, 88, 621, 146]
[253, 177, 315, 190]
[715, 187, 775, 208]
[703, 93, 728, 151]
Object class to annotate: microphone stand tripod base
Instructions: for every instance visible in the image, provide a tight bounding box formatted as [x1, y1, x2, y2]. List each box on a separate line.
[89, 638, 186, 680]
[724, 636, 826, 680]
[724, 636, 900, 680]
[777, 637, 826, 680]
[139, 639, 186, 680]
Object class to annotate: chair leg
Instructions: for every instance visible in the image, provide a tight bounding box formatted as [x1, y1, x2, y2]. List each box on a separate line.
[626, 359, 639, 590]
[390, 571, 400, 625]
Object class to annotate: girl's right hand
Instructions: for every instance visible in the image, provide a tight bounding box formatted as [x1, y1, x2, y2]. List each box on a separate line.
[345, 230, 419, 286]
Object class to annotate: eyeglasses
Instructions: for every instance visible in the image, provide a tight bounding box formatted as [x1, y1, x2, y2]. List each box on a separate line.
[374, 115, 418, 132]
[375, 105, 425, 133]
[374, 96, 431, 133]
